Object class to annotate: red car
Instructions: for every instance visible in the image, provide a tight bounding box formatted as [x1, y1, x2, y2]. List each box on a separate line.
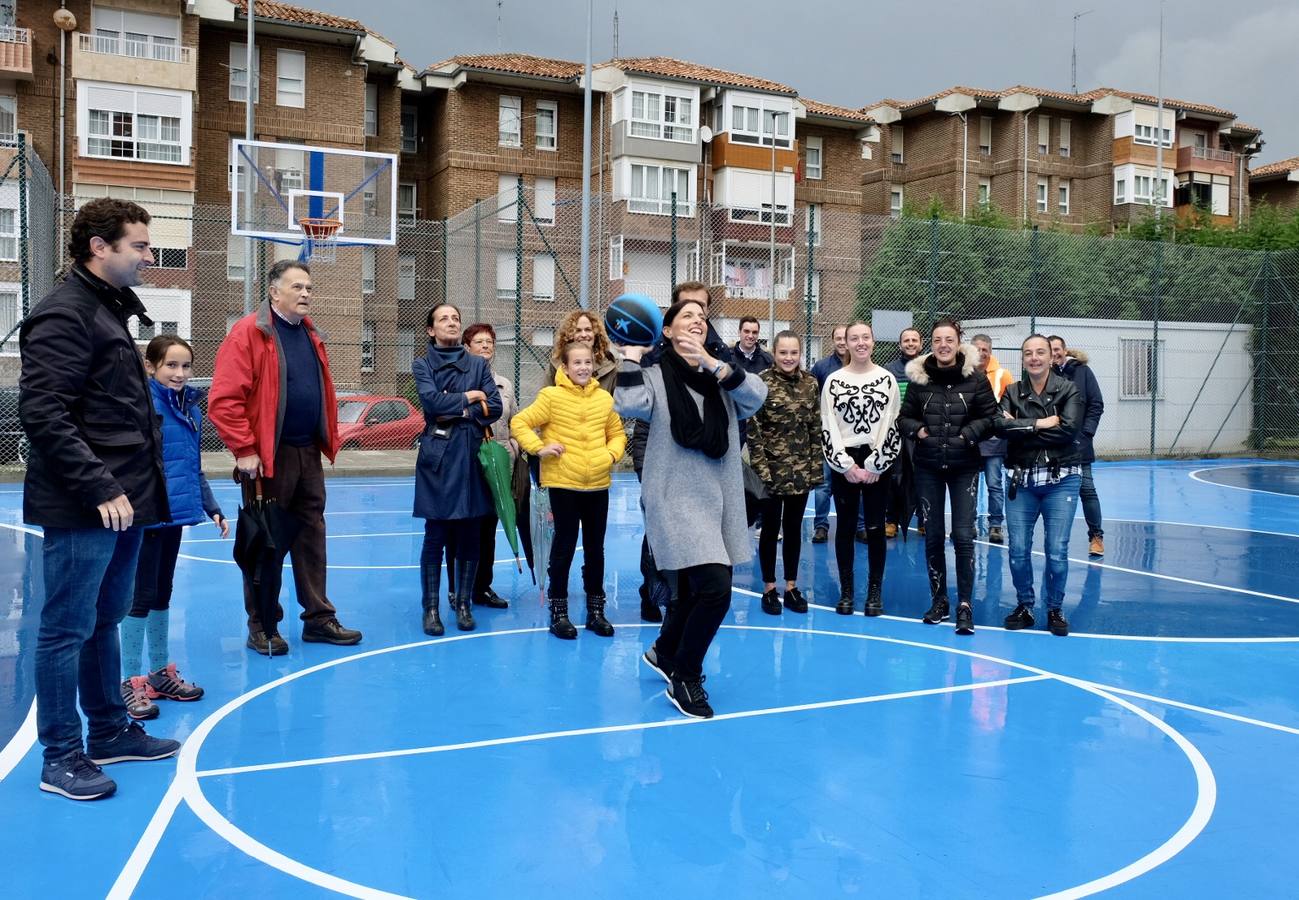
[336, 395, 425, 449]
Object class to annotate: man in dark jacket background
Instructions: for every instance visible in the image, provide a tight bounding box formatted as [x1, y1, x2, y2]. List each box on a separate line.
[20, 198, 181, 801]
[732, 316, 773, 375]
[1049, 335, 1105, 557]
[884, 327, 923, 538]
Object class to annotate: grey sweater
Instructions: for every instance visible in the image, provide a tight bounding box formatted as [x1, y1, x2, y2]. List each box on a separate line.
[614, 359, 768, 571]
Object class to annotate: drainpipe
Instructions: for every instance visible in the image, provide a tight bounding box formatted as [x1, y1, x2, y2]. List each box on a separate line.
[958, 111, 968, 218]
[1022, 112, 1031, 224]
[58, 3, 68, 257]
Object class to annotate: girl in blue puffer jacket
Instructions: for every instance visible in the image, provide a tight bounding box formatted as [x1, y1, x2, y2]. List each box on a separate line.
[120, 336, 228, 721]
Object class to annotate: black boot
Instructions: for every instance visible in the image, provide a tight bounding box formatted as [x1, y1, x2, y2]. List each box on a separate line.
[453, 560, 477, 632]
[864, 582, 883, 617]
[549, 598, 578, 639]
[420, 554, 444, 637]
[585, 594, 614, 637]
[836, 575, 855, 615]
[640, 597, 663, 622]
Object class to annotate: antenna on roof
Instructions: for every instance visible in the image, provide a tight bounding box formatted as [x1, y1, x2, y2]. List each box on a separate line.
[1071, 9, 1091, 94]
[497, 0, 503, 52]
[613, 5, 619, 59]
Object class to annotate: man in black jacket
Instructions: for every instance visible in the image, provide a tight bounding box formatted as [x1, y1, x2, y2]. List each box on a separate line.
[1049, 335, 1105, 557]
[20, 198, 180, 801]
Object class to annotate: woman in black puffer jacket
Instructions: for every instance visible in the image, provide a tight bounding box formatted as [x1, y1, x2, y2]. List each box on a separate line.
[897, 319, 999, 635]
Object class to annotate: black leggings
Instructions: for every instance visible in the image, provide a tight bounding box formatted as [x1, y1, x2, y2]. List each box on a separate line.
[830, 449, 889, 589]
[548, 488, 609, 600]
[447, 513, 498, 596]
[129, 525, 183, 617]
[758, 493, 809, 584]
[914, 466, 979, 604]
[654, 563, 733, 680]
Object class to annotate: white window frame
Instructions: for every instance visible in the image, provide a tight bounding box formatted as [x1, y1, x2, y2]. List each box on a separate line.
[807, 269, 821, 313]
[1059, 118, 1072, 157]
[496, 250, 517, 302]
[364, 84, 378, 137]
[401, 107, 418, 154]
[0, 206, 17, 260]
[361, 246, 375, 293]
[628, 162, 692, 216]
[535, 100, 557, 150]
[226, 233, 245, 281]
[1058, 180, 1070, 215]
[1115, 176, 1127, 204]
[628, 88, 695, 143]
[532, 253, 555, 302]
[1119, 338, 1164, 400]
[1036, 178, 1049, 213]
[152, 247, 187, 269]
[92, 7, 181, 62]
[0, 288, 18, 354]
[229, 42, 258, 103]
[396, 327, 415, 374]
[609, 234, 624, 280]
[1134, 123, 1173, 148]
[497, 173, 519, 223]
[977, 177, 991, 207]
[79, 82, 191, 166]
[1038, 115, 1050, 154]
[275, 49, 305, 108]
[804, 136, 823, 180]
[397, 182, 416, 223]
[0, 95, 16, 145]
[498, 95, 521, 147]
[727, 96, 791, 149]
[360, 321, 375, 373]
[978, 116, 992, 155]
[398, 252, 416, 300]
[889, 188, 903, 218]
[890, 124, 904, 163]
[534, 176, 555, 226]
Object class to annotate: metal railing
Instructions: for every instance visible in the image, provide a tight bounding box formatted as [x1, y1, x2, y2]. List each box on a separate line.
[0, 25, 30, 44]
[78, 32, 192, 64]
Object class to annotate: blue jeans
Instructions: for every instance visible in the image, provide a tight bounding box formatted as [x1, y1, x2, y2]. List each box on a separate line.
[35, 527, 144, 761]
[1006, 474, 1080, 611]
[1080, 463, 1103, 538]
[813, 461, 865, 531]
[979, 456, 1006, 528]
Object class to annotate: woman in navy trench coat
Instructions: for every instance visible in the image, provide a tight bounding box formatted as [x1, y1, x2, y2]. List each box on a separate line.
[413, 303, 501, 635]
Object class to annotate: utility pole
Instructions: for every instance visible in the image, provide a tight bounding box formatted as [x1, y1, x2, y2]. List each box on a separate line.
[1154, 0, 1165, 224]
[1071, 10, 1091, 94]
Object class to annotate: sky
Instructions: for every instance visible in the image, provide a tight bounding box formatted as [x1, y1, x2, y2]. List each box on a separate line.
[308, 0, 1296, 165]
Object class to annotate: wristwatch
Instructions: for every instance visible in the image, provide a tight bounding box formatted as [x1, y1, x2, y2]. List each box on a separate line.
[710, 361, 725, 376]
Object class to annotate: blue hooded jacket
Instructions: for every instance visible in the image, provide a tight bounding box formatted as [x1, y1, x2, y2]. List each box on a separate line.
[149, 378, 222, 528]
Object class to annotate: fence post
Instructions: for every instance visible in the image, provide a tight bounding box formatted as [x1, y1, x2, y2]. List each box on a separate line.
[1257, 249, 1273, 448]
[473, 197, 482, 322]
[515, 175, 524, 389]
[1028, 225, 1040, 335]
[1149, 236, 1163, 457]
[805, 214, 816, 367]
[440, 218, 448, 307]
[670, 191, 678, 290]
[17, 133, 30, 316]
[926, 212, 939, 328]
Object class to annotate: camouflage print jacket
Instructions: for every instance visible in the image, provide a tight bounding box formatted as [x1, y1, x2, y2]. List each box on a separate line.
[747, 367, 824, 496]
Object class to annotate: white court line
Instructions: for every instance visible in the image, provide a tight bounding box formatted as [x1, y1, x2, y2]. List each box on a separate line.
[1103, 517, 1299, 540]
[0, 700, 37, 784]
[176, 548, 574, 570]
[110, 623, 1215, 900]
[197, 675, 1049, 779]
[1076, 681, 1299, 738]
[1188, 464, 1299, 499]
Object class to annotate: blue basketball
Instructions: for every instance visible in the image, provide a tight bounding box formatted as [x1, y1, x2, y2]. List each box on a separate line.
[604, 294, 664, 347]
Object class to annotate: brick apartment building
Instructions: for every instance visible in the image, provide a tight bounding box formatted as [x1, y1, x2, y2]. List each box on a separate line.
[865, 85, 1263, 232]
[1250, 156, 1299, 214]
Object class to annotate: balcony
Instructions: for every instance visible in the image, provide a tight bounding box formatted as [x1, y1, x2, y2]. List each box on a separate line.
[73, 32, 196, 93]
[0, 26, 33, 80]
[1175, 144, 1236, 178]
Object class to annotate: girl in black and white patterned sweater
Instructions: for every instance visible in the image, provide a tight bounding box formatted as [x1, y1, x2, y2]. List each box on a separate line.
[819, 321, 901, 616]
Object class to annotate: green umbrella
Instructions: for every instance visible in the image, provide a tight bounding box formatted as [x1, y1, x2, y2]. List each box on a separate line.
[475, 406, 523, 571]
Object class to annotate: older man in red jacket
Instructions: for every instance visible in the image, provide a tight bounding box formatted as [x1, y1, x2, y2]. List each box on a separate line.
[209, 259, 362, 654]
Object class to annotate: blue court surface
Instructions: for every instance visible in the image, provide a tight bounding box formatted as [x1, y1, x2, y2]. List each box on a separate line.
[2, 459, 1298, 898]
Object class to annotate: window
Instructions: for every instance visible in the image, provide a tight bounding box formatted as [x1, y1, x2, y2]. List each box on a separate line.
[979, 116, 992, 155]
[229, 43, 258, 102]
[229, 136, 249, 193]
[532, 253, 555, 302]
[807, 269, 821, 313]
[154, 248, 187, 269]
[608, 234, 623, 280]
[361, 321, 375, 372]
[396, 327, 415, 373]
[629, 163, 690, 215]
[92, 8, 181, 62]
[805, 136, 823, 180]
[138, 319, 156, 341]
[729, 102, 790, 148]
[1134, 123, 1172, 148]
[274, 147, 304, 193]
[978, 177, 991, 207]
[1115, 177, 1127, 204]
[1036, 178, 1048, 213]
[1120, 338, 1163, 399]
[226, 233, 245, 280]
[364, 84, 378, 137]
[498, 95, 521, 147]
[891, 125, 904, 163]
[534, 177, 555, 225]
[397, 182, 416, 223]
[361, 246, 375, 293]
[805, 203, 821, 246]
[1133, 173, 1171, 205]
[398, 253, 416, 300]
[1193, 131, 1208, 150]
[401, 107, 417, 153]
[82, 84, 188, 164]
[1038, 115, 1050, 154]
[1058, 179, 1070, 215]
[629, 89, 694, 142]
[1059, 118, 1071, 157]
[1211, 176, 1230, 216]
[275, 49, 305, 107]
[0, 95, 15, 144]
[0, 207, 16, 260]
[496, 251, 517, 301]
[535, 100, 557, 150]
[497, 173, 519, 222]
[889, 188, 903, 218]
[0, 290, 17, 352]
[860, 139, 872, 160]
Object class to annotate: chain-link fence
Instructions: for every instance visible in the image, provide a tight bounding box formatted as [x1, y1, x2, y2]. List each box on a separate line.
[1, 178, 1297, 470]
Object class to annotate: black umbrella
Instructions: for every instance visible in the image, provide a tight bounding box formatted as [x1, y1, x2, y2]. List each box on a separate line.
[232, 474, 301, 651]
[889, 437, 918, 541]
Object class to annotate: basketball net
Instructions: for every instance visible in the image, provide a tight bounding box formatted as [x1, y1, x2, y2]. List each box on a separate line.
[298, 217, 341, 263]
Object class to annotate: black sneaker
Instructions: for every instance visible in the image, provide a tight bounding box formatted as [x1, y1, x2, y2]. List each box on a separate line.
[642, 647, 672, 685]
[783, 587, 808, 613]
[246, 631, 289, 656]
[302, 618, 363, 646]
[760, 588, 782, 615]
[40, 752, 116, 801]
[473, 588, 510, 609]
[955, 603, 975, 635]
[639, 597, 663, 623]
[667, 675, 713, 719]
[835, 589, 854, 615]
[988, 526, 1004, 545]
[88, 722, 181, 765]
[864, 583, 883, 617]
[923, 598, 950, 624]
[1048, 608, 1070, 637]
[812, 526, 829, 544]
[1004, 604, 1035, 630]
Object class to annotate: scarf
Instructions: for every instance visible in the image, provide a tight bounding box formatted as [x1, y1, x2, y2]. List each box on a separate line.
[661, 346, 729, 459]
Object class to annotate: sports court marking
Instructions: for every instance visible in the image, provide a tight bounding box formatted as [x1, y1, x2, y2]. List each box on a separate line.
[1188, 464, 1299, 498]
[109, 622, 1217, 900]
[0, 701, 36, 783]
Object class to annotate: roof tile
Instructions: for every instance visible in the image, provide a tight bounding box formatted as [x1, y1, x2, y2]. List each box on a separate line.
[1251, 156, 1299, 178]
[231, 0, 362, 31]
[606, 57, 795, 94]
[427, 53, 584, 80]
[876, 83, 1238, 120]
[802, 97, 873, 123]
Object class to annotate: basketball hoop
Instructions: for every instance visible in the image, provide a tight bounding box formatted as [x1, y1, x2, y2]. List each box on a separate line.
[298, 217, 341, 263]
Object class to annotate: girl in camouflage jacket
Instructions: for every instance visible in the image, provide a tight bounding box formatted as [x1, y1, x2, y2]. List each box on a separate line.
[748, 331, 824, 616]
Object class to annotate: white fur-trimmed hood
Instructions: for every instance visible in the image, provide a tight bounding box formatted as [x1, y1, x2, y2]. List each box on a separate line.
[904, 343, 980, 386]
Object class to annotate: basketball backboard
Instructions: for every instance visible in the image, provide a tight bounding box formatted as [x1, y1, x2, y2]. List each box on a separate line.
[231, 139, 398, 246]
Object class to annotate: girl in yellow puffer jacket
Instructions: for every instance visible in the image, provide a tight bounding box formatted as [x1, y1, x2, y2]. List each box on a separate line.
[511, 341, 627, 639]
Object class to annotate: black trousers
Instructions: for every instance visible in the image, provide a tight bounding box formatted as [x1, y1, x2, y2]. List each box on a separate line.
[830, 448, 889, 589]
[129, 525, 183, 616]
[548, 488, 609, 600]
[757, 493, 809, 584]
[914, 466, 979, 604]
[422, 518, 482, 602]
[653, 563, 732, 680]
[447, 513, 498, 597]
